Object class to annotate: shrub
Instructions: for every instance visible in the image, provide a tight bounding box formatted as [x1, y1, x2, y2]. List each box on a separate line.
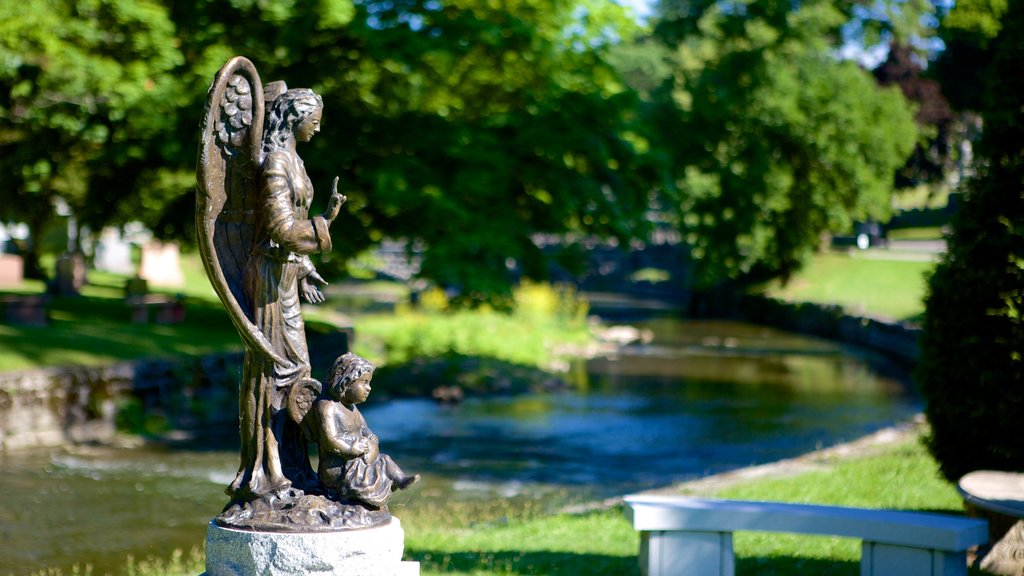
[917, 3, 1024, 482]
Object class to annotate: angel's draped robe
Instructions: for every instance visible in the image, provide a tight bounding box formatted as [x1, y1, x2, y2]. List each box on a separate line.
[229, 148, 332, 501]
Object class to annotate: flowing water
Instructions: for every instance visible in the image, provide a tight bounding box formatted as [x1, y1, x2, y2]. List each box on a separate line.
[0, 319, 918, 574]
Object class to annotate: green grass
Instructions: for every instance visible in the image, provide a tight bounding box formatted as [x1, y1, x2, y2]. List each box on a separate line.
[1, 255, 595, 373]
[0, 265, 241, 371]
[349, 282, 593, 373]
[759, 252, 936, 322]
[711, 440, 967, 575]
[403, 436, 965, 576]
[887, 226, 947, 241]
[26, 434, 969, 576]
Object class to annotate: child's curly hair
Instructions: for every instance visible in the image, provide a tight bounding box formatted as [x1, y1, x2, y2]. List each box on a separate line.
[327, 352, 375, 393]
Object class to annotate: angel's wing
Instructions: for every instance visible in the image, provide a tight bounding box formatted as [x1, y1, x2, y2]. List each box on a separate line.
[288, 377, 322, 428]
[196, 56, 284, 365]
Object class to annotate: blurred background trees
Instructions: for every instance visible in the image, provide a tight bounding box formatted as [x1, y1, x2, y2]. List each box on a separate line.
[0, 0, 182, 277]
[0, 0, 972, 300]
[648, 0, 918, 286]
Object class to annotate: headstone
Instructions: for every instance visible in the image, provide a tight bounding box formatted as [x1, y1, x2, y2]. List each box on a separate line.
[94, 227, 135, 275]
[55, 253, 86, 296]
[138, 240, 185, 288]
[0, 254, 24, 286]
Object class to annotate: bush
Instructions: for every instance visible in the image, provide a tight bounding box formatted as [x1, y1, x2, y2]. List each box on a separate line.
[917, 3, 1024, 482]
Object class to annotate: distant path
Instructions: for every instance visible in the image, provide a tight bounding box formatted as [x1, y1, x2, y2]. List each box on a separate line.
[850, 239, 947, 261]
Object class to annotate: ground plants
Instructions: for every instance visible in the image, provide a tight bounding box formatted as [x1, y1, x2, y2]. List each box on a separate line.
[32, 433, 969, 576]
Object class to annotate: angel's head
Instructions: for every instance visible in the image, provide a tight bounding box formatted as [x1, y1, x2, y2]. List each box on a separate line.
[263, 88, 324, 152]
[327, 352, 375, 404]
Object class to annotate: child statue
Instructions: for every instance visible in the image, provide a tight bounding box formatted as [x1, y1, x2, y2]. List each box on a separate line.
[313, 353, 419, 509]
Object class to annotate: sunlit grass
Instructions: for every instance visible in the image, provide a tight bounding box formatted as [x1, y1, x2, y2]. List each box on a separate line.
[351, 282, 593, 372]
[887, 226, 946, 240]
[758, 252, 936, 322]
[22, 434, 971, 576]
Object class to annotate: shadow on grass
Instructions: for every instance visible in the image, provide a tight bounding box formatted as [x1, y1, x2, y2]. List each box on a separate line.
[736, 556, 858, 575]
[407, 548, 638, 575]
[0, 293, 241, 370]
[406, 548, 869, 575]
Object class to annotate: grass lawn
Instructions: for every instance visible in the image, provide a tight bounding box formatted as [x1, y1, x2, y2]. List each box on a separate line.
[401, 434, 967, 576]
[759, 252, 937, 322]
[0, 258, 244, 372]
[60, 432, 970, 576]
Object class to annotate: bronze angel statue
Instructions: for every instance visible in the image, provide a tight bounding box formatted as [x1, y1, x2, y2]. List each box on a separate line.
[196, 57, 415, 531]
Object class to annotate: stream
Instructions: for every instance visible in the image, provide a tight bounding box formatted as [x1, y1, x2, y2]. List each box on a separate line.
[0, 319, 918, 574]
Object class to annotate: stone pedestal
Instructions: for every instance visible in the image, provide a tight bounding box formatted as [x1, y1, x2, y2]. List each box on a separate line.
[205, 517, 419, 576]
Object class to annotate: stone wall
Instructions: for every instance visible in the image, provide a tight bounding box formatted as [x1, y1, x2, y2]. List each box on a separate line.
[692, 292, 920, 366]
[0, 329, 350, 450]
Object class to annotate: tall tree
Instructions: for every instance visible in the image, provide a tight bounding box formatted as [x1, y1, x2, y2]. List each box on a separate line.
[163, 0, 652, 303]
[932, 0, 1007, 113]
[0, 0, 181, 276]
[652, 0, 918, 285]
[873, 42, 954, 188]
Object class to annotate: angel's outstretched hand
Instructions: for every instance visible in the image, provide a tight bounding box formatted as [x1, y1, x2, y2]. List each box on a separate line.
[300, 270, 328, 304]
[324, 177, 346, 222]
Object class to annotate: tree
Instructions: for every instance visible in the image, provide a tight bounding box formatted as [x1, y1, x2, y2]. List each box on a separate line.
[0, 0, 182, 276]
[872, 42, 954, 189]
[651, 0, 919, 285]
[932, 0, 1007, 113]
[917, 0, 1024, 482]
[161, 0, 653, 304]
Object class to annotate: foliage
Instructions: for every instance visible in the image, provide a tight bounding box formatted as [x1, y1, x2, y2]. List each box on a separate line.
[26, 547, 205, 576]
[872, 42, 954, 189]
[1, 0, 653, 302]
[0, 0, 183, 276]
[932, 0, 1007, 112]
[352, 281, 592, 371]
[651, 0, 919, 285]
[917, 0, 1024, 482]
[0, 0, 947, 301]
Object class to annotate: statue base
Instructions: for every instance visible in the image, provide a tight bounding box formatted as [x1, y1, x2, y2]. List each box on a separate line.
[204, 517, 419, 576]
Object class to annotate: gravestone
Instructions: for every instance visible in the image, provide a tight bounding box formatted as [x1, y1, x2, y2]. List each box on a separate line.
[138, 240, 185, 288]
[0, 254, 23, 286]
[196, 56, 420, 575]
[94, 227, 135, 275]
[55, 253, 86, 296]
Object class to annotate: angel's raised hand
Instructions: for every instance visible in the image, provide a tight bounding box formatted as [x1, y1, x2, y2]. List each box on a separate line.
[324, 177, 347, 222]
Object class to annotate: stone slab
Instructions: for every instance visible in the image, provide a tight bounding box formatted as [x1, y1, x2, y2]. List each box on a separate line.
[958, 471, 1024, 518]
[205, 517, 420, 576]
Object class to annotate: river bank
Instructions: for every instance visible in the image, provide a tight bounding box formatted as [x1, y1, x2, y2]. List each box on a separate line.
[20, 418, 957, 576]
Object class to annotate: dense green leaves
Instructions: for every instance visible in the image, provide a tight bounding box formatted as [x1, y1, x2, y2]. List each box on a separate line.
[918, 0, 1024, 482]
[2, 0, 928, 298]
[651, 0, 918, 284]
[0, 0, 182, 274]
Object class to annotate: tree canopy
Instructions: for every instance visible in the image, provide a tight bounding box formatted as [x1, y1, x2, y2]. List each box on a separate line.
[0, 0, 182, 275]
[649, 0, 918, 285]
[1, 0, 927, 298]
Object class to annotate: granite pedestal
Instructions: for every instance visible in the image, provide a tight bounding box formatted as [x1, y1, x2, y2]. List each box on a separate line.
[205, 517, 419, 576]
